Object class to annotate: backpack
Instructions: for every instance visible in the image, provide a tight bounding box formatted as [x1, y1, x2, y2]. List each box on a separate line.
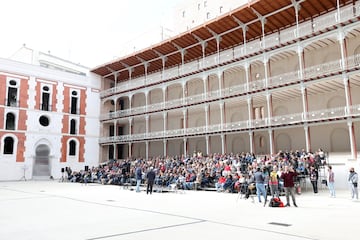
[269, 197, 284, 207]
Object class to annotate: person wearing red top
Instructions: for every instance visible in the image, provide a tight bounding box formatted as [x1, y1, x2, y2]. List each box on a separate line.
[215, 175, 226, 192]
[280, 165, 298, 207]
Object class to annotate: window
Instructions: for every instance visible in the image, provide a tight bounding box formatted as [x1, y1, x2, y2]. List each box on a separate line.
[70, 90, 79, 114]
[69, 140, 76, 156]
[109, 125, 114, 137]
[108, 145, 114, 159]
[204, 1, 207, 7]
[206, 12, 210, 19]
[5, 112, 15, 130]
[4, 136, 14, 154]
[41, 85, 51, 111]
[7, 80, 18, 107]
[253, 106, 265, 119]
[70, 119, 77, 134]
[39, 115, 50, 127]
[198, 3, 201, 10]
[219, 6, 223, 14]
[182, 10, 186, 18]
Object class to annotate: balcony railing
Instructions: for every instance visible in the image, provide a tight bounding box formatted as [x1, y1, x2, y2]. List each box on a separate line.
[99, 104, 360, 144]
[100, 3, 360, 98]
[100, 53, 360, 121]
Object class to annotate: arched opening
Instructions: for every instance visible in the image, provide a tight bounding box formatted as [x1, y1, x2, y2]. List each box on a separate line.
[33, 144, 50, 176]
[5, 113, 15, 130]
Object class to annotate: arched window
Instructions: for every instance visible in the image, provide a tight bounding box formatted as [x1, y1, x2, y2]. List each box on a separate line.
[70, 90, 78, 114]
[4, 136, 14, 154]
[70, 119, 76, 134]
[41, 85, 51, 111]
[7, 80, 18, 107]
[69, 140, 76, 156]
[5, 112, 15, 130]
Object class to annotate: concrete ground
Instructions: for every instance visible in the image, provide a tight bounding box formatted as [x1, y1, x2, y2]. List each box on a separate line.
[0, 181, 358, 240]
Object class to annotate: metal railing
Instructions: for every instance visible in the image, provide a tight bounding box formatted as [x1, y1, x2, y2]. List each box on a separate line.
[99, 104, 360, 144]
[100, 53, 360, 121]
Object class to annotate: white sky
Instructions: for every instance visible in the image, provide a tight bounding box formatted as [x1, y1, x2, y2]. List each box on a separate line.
[0, 0, 181, 68]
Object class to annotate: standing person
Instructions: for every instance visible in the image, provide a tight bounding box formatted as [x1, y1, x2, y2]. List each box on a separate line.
[348, 167, 358, 201]
[309, 166, 319, 194]
[254, 167, 266, 203]
[135, 164, 142, 193]
[280, 165, 298, 207]
[269, 165, 279, 198]
[146, 167, 156, 195]
[327, 165, 335, 198]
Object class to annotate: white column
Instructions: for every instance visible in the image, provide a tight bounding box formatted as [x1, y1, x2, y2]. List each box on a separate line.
[128, 142, 132, 158]
[145, 141, 149, 161]
[220, 101, 224, 130]
[343, 76, 351, 114]
[163, 140, 167, 157]
[145, 115, 149, 137]
[347, 120, 358, 160]
[205, 135, 210, 156]
[128, 117, 133, 136]
[297, 45, 304, 80]
[182, 82, 187, 105]
[221, 134, 225, 155]
[247, 96, 253, 127]
[218, 71, 223, 97]
[300, 83, 308, 120]
[268, 128, 274, 156]
[205, 104, 209, 132]
[163, 112, 167, 134]
[338, 30, 347, 71]
[182, 109, 187, 133]
[249, 131, 254, 154]
[183, 138, 187, 157]
[266, 92, 272, 119]
[263, 55, 269, 88]
[112, 143, 116, 160]
[244, 62, 250, 92]
[304, 124, 310, 153]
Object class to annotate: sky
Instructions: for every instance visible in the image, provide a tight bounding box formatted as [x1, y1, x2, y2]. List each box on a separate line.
[0, 0, 181, 68]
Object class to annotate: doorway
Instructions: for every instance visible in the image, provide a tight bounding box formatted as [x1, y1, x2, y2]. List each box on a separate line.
[33, 144, 50, 176]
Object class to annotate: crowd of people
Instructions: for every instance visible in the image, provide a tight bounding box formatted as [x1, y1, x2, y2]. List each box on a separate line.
[63, 148, 331, 200]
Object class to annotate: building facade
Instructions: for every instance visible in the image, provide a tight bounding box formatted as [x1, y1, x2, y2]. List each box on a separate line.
[0, 49, 100, 180]
[94, 0, 360, 171]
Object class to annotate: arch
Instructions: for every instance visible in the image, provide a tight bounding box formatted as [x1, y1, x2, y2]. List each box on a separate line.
[195, 116, 205, 127]
[273, 106, 289, 116]
[149, 88, 163, 104]
[186, 78, 204, 96]
[33, 144, 50, 176]
[3, 136, 14, 154]
[70, 119, 77, 134]
[166, 83, 182, 101]
[275, 133, 292, 152]
[327, 96, 346, 109]
[195, 139, 206, 155]
[5, 112, 16, 130]
[230, 111, 243, 122]
[67, 138, 79, 157]
[131, 92, 146, 108]
[231, 136, 245, 154]
[330, 128, 350, 152]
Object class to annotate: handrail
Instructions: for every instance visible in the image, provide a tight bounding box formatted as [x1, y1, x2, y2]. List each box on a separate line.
[100, 53, 360, 121]
[99, 104, 360, 143]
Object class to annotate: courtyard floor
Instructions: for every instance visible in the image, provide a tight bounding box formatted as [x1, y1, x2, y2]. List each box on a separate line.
[0, 180, 358, 240]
